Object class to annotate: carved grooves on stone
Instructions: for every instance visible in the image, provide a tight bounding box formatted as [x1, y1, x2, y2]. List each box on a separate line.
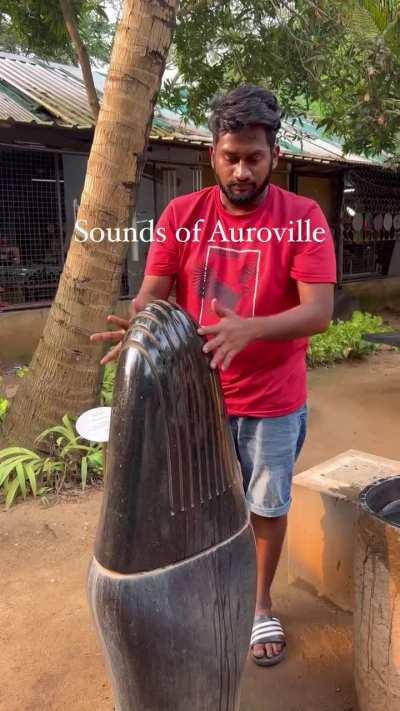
[94, 299, 247, 574]
[125, 301, 236, 516]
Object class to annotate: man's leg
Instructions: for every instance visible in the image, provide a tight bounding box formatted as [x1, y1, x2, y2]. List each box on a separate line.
[232, 405, 308, 663]
[251, 513, 287, 660]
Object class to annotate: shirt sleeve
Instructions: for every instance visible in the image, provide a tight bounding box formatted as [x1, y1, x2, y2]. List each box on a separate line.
[290, 204, 337, 283]
[144, 202, 180, 276]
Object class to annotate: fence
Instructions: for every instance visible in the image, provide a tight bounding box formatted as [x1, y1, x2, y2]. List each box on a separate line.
[0, 146, 129, 310]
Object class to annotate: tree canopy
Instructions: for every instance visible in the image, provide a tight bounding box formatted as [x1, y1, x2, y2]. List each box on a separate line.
[1, 1, 399, 158]
[160, 0, 400, 159]
[0, 0, 115, 64]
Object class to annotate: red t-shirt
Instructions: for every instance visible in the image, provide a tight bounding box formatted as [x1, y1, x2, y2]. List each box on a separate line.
[145, 184, 336, 417]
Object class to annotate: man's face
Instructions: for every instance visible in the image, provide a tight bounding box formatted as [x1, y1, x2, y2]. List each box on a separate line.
[210, 126, 279, 207]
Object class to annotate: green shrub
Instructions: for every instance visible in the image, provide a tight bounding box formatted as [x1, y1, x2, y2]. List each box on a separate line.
[0, 397, 9, 423]
[0, 447, 48, 508]
[307, 311, 390, 368]
[101, 363, 116, 406]
[0, 415, 103, 508]
[0, 375, 9, 423]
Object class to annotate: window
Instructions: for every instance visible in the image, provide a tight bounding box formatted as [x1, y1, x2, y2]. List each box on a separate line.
[162, 168, 177, 205]
[192, 167, 202, 192]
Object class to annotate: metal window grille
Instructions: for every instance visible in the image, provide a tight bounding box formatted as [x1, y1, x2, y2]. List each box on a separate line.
[162, 168, 177, 205]
[341, 168, 400, 280]
[0, 148, 65, 308]
[0, 153, 206, 310]
[192, 167, 202, 192]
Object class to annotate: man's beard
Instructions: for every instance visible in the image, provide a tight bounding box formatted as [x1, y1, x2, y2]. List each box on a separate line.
[216, 166, 273, 207]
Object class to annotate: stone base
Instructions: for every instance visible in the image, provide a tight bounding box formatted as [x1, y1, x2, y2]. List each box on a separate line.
[88, 523, 256, 711]
[288, 450, 400, 612]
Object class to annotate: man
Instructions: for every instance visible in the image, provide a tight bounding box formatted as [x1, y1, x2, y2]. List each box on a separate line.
[91, 84, 336, 666]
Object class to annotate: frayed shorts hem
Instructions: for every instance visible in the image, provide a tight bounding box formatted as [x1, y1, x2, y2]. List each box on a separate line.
[246, 498, 292, 519]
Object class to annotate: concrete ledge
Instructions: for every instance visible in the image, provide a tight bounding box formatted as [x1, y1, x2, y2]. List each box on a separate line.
[288, 450, 400, 612]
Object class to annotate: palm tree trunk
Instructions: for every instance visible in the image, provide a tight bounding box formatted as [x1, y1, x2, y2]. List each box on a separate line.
[59, 0, 100, 119]
[1, 0, 178, 448]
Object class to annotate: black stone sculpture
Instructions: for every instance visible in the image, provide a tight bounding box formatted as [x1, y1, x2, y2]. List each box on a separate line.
[363, 332, 400, 347]
[88, 300, 256, 711]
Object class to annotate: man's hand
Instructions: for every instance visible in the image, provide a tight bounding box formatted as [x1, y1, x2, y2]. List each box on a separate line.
[90, 300, 137, 365]
[197, 299, 255, 371]
[90, 276, 174, 364]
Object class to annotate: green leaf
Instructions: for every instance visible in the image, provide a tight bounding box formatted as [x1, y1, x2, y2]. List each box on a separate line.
[0, 447, 41, 460]
[37, 426, 68, 442]
[87, 450, 103, 468]
[5, 477, 20, 508]
[61, 442, 90, 455]
[62, 414, 76, 437]
[0, 1, 113, 65]
[0, 397, 9, 423]
[15, 462, 26, 498]
[101, 363, 117, 406]
[0, 454, 41, 486]
[25, 463, 38, 496]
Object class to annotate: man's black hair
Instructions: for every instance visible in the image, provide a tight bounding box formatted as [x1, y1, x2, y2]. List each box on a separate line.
[208, 84, 283, 148]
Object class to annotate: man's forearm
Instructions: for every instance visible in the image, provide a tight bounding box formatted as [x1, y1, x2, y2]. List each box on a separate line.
[132, 275, 174, 314]
[134, 292, 160, 312]
[248, 302, 331, 342]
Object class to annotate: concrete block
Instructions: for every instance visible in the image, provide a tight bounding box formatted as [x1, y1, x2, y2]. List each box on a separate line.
[288, 450, 400, 612]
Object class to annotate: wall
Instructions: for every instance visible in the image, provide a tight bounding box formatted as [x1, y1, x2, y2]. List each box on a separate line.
[1, 306, 49, 364]
[296, 175, 338, 224]
[271, 159, 290, 189]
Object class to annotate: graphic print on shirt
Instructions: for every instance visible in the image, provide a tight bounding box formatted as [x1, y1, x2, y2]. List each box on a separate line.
[194, 246, 261, 325]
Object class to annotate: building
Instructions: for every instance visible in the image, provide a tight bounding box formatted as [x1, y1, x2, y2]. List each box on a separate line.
[0, 52, 399, 359]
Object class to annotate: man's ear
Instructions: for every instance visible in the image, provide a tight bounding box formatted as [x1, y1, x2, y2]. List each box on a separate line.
[209, 145, 215, 169]
[272, 144, 280, 170]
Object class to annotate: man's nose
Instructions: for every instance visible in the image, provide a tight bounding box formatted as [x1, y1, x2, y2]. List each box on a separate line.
[233, 161, 252, 181]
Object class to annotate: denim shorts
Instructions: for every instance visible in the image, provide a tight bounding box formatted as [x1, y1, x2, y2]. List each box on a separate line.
[229, 404, 308, 518]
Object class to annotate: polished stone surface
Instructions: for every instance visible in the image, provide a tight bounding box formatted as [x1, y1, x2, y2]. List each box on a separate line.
[94, 300, 249, 575]
[363, 331, 400, 347]
[89, 300, 256, 711]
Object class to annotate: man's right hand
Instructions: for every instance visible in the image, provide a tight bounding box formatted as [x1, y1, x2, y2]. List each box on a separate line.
[91, 300, 137, 365]
[91, 275, 174, 365]
[90, 315, 128, 365]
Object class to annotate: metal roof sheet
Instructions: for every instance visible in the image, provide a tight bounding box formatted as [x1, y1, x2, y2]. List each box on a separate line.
[0, 52, 384, 164]
[0, 53, 93, 126]
[0, 90, 38, 123]
[279, 123, 377, 165]
[0, 53, 214, 145]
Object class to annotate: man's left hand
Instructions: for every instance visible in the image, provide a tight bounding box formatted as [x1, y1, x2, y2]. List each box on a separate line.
[197, 299, 255, 371]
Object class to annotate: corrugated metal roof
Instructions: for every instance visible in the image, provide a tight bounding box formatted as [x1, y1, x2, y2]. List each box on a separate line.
[0, 53, 214, 145]
[0, 90, 38, 123]
[279, 123, 377, 165]
[0, 53, 93, 126]
[151, 107, 212, 145]
[0, 52, 383, 164]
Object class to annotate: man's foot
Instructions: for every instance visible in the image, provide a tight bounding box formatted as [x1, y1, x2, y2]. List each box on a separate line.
[250, 609, 286, 666]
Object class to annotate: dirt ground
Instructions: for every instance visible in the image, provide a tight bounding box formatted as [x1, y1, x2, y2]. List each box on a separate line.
[1, 346, 400, 711]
